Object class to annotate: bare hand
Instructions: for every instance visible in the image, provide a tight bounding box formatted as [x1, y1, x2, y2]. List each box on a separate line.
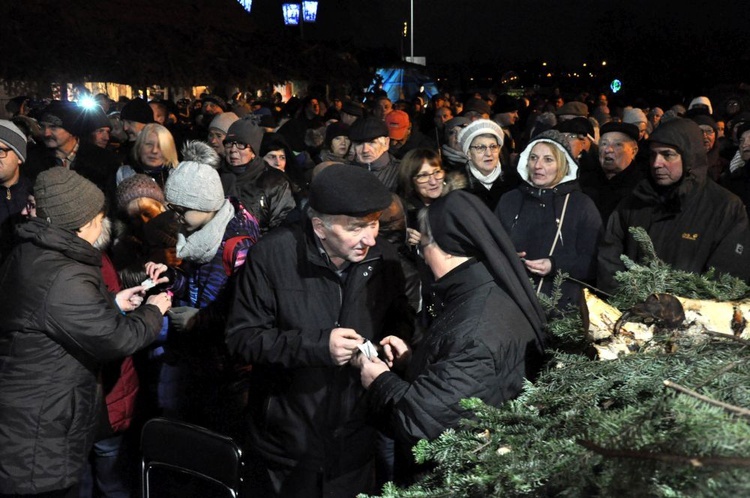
[380, 335, 411, 369]
[115, 286, 146, 312]
[406, 228, 421, 246]
[517, 251, 527, 260]
[144, 262, 171, 285]
[360, 356, 390, 389]
[524, 258, 552, 276]
[329, 328, 363, 365]
[146, 292, 172, 315]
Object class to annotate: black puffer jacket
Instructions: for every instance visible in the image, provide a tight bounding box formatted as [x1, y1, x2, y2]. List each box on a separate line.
[225, 222, 414, 477]
[220, 156, 296, 233]
[598, 119, 750, 293]
[366, 260, 544, 478]
[0, 218, 163, 494]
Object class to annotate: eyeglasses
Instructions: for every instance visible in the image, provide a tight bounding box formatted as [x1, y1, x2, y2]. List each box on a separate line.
[223, 141, 250, 150]
[469, 144, 500, 154]
[0, 147, 12, 159]
[413, 168, 446, 184]
[700, 128, 716, 136]
[563, 133, 587, 141]
[167, 203, 189, 217]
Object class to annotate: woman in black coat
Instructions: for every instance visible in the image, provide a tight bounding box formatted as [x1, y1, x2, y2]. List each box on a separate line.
[496, 130, 602, 309]
[352, 190, 546, 483]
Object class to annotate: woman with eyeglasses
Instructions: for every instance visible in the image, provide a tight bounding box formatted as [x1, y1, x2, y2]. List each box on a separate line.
[115, 123, 178, 190]
[495, 130, 602, 309]
[457, 119, 520, 210]
[219, 117, 296, 233]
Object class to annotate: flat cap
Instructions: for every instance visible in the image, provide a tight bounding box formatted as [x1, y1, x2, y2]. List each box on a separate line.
[600, 121, 640, 142]
[308, 164, 392, 217]
[348, 117, 389, 143]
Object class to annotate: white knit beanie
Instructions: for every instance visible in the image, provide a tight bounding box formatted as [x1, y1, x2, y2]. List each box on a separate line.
[165, 161, 225, 212]
[688, 96, 713, 115]
[457, 119, 504, 156]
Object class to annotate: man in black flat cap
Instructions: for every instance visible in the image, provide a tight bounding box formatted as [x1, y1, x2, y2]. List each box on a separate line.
[226, 164, 414, 498]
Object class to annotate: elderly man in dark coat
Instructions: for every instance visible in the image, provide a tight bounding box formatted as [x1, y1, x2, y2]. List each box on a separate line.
[226, 164, 414, 498]
[598, 118, 750, 293]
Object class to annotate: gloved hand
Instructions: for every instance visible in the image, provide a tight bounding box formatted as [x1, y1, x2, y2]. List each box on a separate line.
[168, 306, 200, 333]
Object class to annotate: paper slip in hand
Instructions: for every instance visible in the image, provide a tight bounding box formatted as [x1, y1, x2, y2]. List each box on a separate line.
[140, 278, 157, 290]
[358, 340, 378, 360]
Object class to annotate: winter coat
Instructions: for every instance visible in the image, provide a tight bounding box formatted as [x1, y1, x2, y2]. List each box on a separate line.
[225, 221, 414, 478]
[721, 161, 750, 218]
[579, 159, 644, 224]
[366, 259, 545, 480]
[497, 142, 602, 309]
[220, 157, 295, 233]
[598, 119, 750, 293]
[460, 163, 520, 211]
[0, 218, 163, 494]
[350, 152, 401, 193]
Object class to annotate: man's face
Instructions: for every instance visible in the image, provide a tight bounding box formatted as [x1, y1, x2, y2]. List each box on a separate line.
[91, 127, 111, 149]
[434, 107, 453, 127]
[312, 213, 380, 267]
[149, 103, 167, 125]
[374, 99, 392, 120]
[739, 130, 750, 162]
[562, 133, 590, 158]
[352, 136, 389, 163]
[306, 99, 320, 118]
[0, 146, 21, 187]
[698, 125, 716, 152]
[123, 120, 145, 141]
[203, 102, 223, 116]
[599, 132, 638, 177]
[496, 111, 519, 127]
[340, 112, 357, 126]
[207, 129, 227, 156]
[264, 149, 286, 171]
[650, 144, 683, 186]
[41, 123, 75, 151]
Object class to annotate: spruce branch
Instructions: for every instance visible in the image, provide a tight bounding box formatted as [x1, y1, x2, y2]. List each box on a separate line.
[704, 330, 750, 347]
[577, 439, 750, 467]
[663, 380, 750, 418]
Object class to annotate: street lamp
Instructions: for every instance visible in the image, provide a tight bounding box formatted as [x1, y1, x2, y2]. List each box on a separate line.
[282, 3, 301, 25]
[302, 1, 318, 22]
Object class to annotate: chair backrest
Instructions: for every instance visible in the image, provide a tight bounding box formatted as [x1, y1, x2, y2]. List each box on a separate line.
[141, 417, 243, 498]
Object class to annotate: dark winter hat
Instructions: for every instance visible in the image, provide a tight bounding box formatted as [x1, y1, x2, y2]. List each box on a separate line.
[120, 98, 155, 125]
[116, 174, 165, 213]
[462, 97, 491, 117]
[340, 100, 364, 118]
[556, 117, 595, 141]
[600, 121, 640, 142]
[202, 94, 226, 110]
[225, 117, 264, 155]
[348, 117, 389, 143]
[556, 101, 589, 117]
[165, 161, 225, 212]
[324, 121, 350, 148]
[35, 167, 105, 230]
[493, 95, 520, 114]
[689, 114, 718, 134]
[40, 101, 83, 135]
[0, 119, 27, 162]
[80, 106, 112, 136]
[735, 121, 750, 142]
[308, 163, 392, 217]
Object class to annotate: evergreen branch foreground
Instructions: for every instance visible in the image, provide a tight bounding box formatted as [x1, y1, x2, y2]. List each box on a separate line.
[364, 228, 750, 498]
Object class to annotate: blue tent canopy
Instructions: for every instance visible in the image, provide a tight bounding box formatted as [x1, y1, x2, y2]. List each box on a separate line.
[374, 67, 439, 102]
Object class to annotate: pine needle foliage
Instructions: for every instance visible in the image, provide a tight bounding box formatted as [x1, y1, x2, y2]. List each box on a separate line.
[364, 229, 750, 498]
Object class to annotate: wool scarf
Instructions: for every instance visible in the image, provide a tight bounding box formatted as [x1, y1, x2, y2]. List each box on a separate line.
[176, 200, 234, 264]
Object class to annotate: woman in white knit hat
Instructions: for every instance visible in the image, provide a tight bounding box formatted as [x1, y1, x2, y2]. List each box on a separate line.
[457, 118, 520, 210]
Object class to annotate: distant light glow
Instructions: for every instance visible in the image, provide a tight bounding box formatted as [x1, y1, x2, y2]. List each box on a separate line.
[79, 95, 97, 110]
[610, 79, 622, 93]
[237, 0, 252, 13]
[283, 3, 300, 25]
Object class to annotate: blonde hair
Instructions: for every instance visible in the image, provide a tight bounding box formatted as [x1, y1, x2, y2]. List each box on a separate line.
[526, 141, 569, 187]
[134, 123, 179, 168]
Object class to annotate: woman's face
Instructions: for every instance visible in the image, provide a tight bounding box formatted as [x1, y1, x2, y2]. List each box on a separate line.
[331, 135, 351, 157]
[413, 161, 444, 203]
[126, 197, 166, 226]
[468, 135, 500, 175]
[139, 132, 165, 169]
[527, 142, 560, 188]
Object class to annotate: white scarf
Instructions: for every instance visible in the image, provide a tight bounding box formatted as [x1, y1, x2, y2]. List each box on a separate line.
[176, 200, 235, 264]
[468, 162, 503, 190]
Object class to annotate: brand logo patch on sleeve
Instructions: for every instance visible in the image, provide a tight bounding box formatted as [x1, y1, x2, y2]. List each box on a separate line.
[736, 244, 744, 255]
[681, 233, 699, 241]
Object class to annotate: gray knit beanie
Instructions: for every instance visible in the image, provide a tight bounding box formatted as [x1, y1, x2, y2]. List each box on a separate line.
[164, 161, 225, 212]
[116, 174, 165, 213]
[225, 117, 264, 155]
[35, 167, 105, 230]
[0, 119, 27, 162]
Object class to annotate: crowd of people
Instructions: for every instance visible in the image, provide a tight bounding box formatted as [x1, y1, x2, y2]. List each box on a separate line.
[1, 85, 750, 497]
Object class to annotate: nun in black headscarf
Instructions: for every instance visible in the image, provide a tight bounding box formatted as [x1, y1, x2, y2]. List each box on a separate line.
[352, 189, 547, 483]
